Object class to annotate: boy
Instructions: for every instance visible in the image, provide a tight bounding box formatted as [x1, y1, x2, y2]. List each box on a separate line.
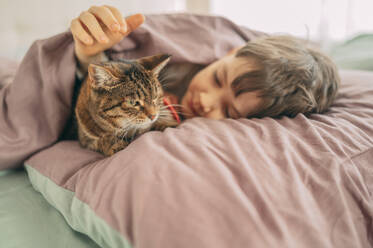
[71, 5, 340, 120]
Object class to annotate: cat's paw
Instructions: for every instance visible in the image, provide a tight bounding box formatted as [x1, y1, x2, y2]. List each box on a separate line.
[152, 123, 168, 132]
[152, 117, 179, 131]
[101, 138, 129, 156]
[111, 140, 129, 155]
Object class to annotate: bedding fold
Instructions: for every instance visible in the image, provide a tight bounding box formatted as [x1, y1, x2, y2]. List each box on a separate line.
[0, 32, 76, 169]
[0, 14, 263, 170]
[1, 13, 372, 248]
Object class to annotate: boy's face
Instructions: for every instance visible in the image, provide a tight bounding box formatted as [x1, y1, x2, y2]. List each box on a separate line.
[180, 53, 262, 120]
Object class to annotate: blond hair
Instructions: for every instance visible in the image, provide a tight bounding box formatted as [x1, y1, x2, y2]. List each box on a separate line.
[233, 35, 340, 118]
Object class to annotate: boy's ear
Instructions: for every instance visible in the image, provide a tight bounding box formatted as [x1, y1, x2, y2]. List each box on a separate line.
[88, 64, 120, 90]
[137, 54, 171, 76]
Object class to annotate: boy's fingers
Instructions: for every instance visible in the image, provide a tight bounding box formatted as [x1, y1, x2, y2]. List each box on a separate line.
[79, 11, 109, 44]
[70, 18, 93, 45]
[124, 13, 145, 34]
[88, 6, 120, 32]
[104, 5, 127, 33]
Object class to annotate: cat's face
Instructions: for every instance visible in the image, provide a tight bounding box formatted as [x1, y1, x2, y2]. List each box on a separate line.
[86, 54, 170, 131]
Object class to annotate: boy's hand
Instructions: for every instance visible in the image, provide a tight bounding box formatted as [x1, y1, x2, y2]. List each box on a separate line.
[70, 5, 145, 65]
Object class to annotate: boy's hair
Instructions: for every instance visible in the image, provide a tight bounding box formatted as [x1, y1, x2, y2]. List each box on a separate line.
[233, 35, 340, 118]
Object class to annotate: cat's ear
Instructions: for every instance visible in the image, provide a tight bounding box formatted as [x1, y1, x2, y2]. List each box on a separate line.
[88, 64, 120, 90]
[137, 54, 171, 76]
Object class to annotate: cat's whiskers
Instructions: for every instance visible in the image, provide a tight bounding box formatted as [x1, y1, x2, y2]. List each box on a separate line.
[119, 132, 127, 141]
[177, 111, 193, 117]
[115, 128, 127, 140]
[119, 122, 132, 132]
[156, 114, 173, 120]
[161, 104, 188, 111]
[160, 106, 184, 112]
[159, 107, 187, 115]
[160, 103, 182, 108]
[158, 110, 184, 116]
[131, 126, 139, 141]
[116, 116, 137, 140]
[160, 82, 174, 88]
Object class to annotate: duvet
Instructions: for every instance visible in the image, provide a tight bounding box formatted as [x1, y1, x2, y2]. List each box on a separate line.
[1, 13, 372, 248]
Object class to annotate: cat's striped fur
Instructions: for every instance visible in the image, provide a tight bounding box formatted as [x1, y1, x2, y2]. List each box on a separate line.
[75, 54, 179, 156]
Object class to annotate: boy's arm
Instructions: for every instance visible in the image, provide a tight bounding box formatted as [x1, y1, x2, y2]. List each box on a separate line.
[70, 5, 145, 71]
[75, 52, 109, 79]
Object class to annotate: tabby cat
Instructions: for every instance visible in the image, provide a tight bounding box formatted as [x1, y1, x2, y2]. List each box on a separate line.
[75, 54, 179, 156]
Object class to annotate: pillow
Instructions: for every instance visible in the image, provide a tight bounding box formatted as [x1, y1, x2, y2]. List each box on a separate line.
[25, 70, 373, 248]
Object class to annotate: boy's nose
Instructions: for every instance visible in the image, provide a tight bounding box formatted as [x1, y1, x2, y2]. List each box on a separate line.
[199, 92, 215, 113]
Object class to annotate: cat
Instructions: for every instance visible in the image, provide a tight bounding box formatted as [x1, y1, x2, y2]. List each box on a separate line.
[75, 54, 179, 156]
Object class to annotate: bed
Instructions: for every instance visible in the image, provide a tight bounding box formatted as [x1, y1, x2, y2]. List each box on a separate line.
[0, 13, 372, 248]
[0, 169, 99, 248]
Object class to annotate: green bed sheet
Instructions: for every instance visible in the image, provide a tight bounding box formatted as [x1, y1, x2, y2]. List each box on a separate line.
[329, 33, 373, 71]
[0, 168, 100, 248]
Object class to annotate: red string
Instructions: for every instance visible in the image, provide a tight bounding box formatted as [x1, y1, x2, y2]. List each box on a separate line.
[163, 97, 181, 124]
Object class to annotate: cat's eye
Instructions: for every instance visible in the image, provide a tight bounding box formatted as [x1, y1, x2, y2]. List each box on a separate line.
[126, 99, 138, 106]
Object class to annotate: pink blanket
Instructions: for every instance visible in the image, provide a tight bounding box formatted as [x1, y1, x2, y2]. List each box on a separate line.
[1, 13, 372, 248]
[0, 14, 263, 169]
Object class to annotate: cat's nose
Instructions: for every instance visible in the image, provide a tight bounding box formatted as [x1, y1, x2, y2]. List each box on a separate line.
[146, 106, 157, 120]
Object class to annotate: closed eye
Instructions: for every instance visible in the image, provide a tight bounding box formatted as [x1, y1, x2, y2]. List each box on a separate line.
[103, 103, 121, 112]
[225, 107, 231, 118]
[213, 71, 222, 87]
[213, 71, 231, 117]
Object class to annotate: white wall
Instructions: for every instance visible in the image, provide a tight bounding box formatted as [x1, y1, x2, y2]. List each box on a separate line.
[1, 0, 372, 60]
[209, 0, 373, 45]
[0, 0, 185, 60]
